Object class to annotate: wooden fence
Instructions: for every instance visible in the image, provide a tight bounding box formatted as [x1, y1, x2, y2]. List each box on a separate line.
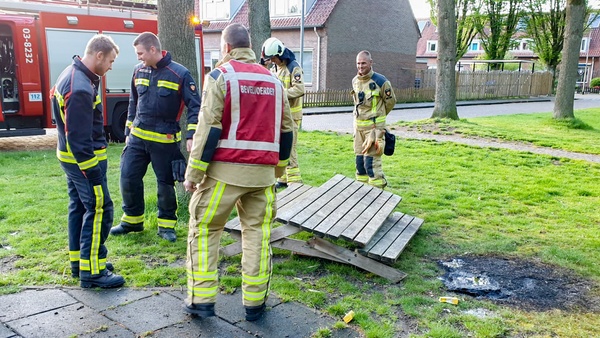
[303, 70, 553, 107]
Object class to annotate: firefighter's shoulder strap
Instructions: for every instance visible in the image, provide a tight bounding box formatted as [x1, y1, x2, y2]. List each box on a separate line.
[371, 72, 388, 88]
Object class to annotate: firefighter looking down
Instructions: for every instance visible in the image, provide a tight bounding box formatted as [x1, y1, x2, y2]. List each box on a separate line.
[110, 32, 201, 242]
[261, 37, 305, 190]
[51, 34, 125, 288]
[182, 23, 293, 321]
[351, 50, 396, 189]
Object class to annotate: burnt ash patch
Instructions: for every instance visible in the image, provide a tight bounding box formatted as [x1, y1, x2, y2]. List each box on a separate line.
[439, 256, 600, 312]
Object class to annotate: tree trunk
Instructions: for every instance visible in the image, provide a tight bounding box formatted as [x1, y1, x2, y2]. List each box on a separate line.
[553, 0, 586, 119]
[157, 0, 197, 202]
[248, 0, 272, 60]
[157, 0, 198, 156]
[432, 0, 459, 120]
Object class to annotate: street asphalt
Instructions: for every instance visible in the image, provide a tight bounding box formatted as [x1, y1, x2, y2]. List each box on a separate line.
[2, 94, 600, 338]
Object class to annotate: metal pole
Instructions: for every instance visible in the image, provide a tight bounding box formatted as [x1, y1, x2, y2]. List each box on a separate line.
[300, 0, 305, 69]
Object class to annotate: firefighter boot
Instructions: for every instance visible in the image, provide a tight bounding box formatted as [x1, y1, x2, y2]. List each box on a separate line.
[157, 227, 176, 242]
[274, 182, 288, 191]
[245, 303, 266, 321]
[71, 262, 114, 278]
[183, 302, 216, 318]
[110, 223, 144, 236]
[80, 269, 125, 288]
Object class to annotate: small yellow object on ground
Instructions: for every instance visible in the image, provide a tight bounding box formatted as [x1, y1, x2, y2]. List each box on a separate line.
[343, 310, 355, 323]
[439, 296, 459, 305]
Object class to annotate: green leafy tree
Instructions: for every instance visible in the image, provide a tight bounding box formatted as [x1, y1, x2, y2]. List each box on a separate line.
[432, 0, 460, 120]
[476, 0, 524, 69]
[553, 0, 587, 119]
[428, 0, 483, 60]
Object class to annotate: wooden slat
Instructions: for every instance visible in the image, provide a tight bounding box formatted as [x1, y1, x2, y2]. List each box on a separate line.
[276, 174, 346, 223]
[308, 237, 406, 283]
[326, 186, 382, 239]
[220, 224, 303, 257]
[351, 194, 402, 246]
[272, 237, 347, 264]
[358, 212, 404, 257]
[365, 213, 413, 260]
[312, 183, 373, 237]
[381, 217, 424, 263]
[289, 176, 354, 228]
[301, 180, 364, 232]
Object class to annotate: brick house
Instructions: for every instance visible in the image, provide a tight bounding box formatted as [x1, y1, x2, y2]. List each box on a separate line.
[416, 18, 600, 87]
[198, 0, 421, 90]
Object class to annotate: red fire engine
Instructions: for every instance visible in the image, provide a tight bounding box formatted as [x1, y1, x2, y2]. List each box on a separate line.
[0, 0, 204, 141]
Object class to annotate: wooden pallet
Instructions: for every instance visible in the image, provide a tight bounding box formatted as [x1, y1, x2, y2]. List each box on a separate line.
[222, 175, 424, 283]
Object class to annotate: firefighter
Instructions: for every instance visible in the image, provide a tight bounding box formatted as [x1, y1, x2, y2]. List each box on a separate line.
[110, 32, 201, 242]
[352, 50, 396, 189]
[182, 23, 294, 321]
[261, 37, 305, 190]
[51, 34, 125, 288]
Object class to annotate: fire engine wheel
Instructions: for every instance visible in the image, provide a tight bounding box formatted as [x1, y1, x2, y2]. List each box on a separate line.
[111, 105, 128, 143]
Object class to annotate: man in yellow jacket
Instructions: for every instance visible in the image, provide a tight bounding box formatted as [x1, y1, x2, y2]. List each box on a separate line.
[261, 37, 305, 190]
[352, 50, 396, 189]
[183, 23, 294, 321]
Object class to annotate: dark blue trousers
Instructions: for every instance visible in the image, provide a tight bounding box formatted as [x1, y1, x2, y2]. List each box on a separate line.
[119, 135, 180, 230]
[61, 160, 113, 275]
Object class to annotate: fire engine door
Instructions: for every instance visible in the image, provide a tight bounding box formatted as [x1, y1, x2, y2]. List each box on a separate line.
[0, 24, 19, 114]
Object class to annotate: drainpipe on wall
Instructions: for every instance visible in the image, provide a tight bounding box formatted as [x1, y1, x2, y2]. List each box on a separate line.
[314, 27, 321, 91]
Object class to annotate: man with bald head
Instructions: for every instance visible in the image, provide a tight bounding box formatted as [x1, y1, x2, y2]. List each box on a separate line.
[183, 23, 294, 321]
[352, 50, 396, 189]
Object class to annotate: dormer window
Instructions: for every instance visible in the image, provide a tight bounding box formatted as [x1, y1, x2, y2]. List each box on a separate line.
[202, 0, 229, 21]
[271, 0, 302, 17]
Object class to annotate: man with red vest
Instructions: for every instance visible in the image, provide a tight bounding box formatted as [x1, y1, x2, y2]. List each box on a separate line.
[182, 23, 294, 321]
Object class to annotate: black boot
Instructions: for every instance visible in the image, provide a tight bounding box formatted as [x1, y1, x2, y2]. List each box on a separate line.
[245, 303, 266, 321]
[80, 269, 125, 288]
[157, 227, 176, 242]
[71, 262, 114, 278]
[274, 182, 288, 192]
[110, 223, 144, 236]
[183, 302, 215, 317]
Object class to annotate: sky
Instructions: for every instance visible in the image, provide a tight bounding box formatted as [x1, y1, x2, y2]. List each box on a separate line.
[409, 0, 431, 19]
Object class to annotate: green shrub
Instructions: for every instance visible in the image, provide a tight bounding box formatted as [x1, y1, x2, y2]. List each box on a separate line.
[589, 77, 600, 88]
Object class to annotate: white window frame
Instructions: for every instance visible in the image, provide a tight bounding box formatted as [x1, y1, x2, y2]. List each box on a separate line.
[581, 37, 589, 52]
[427, 40, 437, 52]
[470, 40, 480, 51]
[202, 0, 229, 21]
[291, 49, 313, 85]
[270, 0, 302, 17]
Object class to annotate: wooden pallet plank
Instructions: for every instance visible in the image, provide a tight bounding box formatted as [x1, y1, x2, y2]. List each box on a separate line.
[301, 180, 364, 232]
[276, 174, 346, 223]
[289, 176, 354, 229]
[365, 214, 413, 260]
[308, 237, 406, 283]
[358, 212, 404, 258]
[381, 217, 424, 263]
[351, 194, 402, 246]
[220, 224, 303, 257]
[326, 186, 382, 239]
[312, 183, 373, 237]
[271, 237, 347, 264]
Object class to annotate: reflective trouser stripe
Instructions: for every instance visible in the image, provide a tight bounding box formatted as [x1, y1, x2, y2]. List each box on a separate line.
[121, 214, 144, 225]
[158, 218, 176, 229]
[186, 177, 274, 307]
[277, 118, 301, 184]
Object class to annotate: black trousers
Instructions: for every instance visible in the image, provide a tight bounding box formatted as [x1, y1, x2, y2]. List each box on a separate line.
[61, 160, 113, 274]
[119, 135, 181, 230]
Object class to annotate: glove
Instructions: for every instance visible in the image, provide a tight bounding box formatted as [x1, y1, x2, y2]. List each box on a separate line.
[361, 129, 377, 154]
[83, 166, 103, 186]
[171, 159, 187, 183]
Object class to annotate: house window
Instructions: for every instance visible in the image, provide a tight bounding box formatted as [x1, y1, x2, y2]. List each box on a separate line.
[203, 50, 222, 70]
[271, 0, 301, 17]
[203, 0, 229, 20]
[581, 37, 589, 52]
[427, 40, 437, 52]
[291, 49, 313, 84]
[470, 41, 479, 51]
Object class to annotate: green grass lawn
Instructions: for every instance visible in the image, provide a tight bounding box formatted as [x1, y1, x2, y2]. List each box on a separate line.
[1, 112, 599, 337]
[400, 108, 600, 154]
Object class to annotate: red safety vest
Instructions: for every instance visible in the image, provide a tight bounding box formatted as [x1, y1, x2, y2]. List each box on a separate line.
[212, 60, 285, 166]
